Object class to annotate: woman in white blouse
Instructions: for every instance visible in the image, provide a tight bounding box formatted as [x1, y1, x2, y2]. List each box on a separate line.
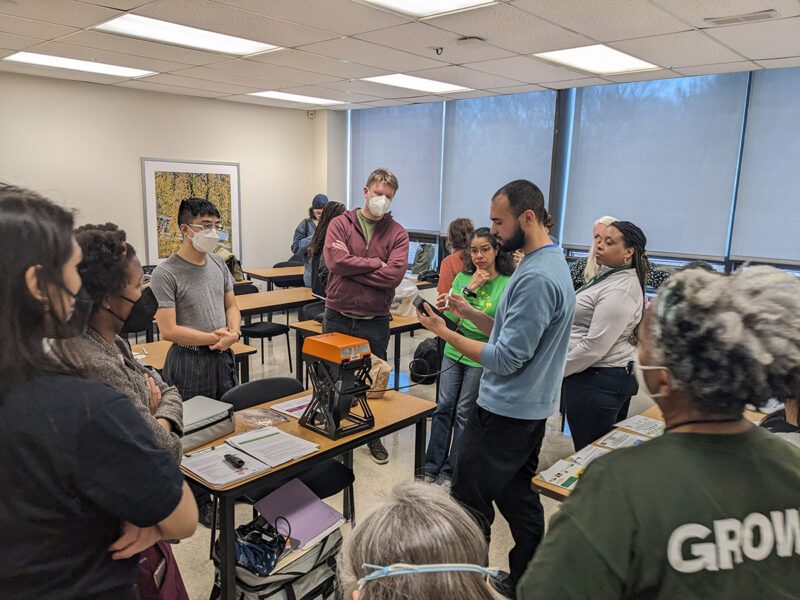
[563, 221, 649, 450]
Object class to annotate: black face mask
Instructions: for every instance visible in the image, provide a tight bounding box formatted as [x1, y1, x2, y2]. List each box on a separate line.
[108, 287, 158, 335]
[46, 285, 94, 339]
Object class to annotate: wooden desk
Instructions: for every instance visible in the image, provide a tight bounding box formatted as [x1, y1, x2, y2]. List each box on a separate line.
[236, 287, 316, 319]
[184, 390, 435, 600]
[290, 314, 423, 390]
[531, 405, 767, 502]
[131, 340, 258, 383]
[246, 266, 305, 291]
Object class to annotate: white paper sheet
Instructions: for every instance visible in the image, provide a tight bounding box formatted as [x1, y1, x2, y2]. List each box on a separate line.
[227, 427, 318, 467]
[594, 429, 650, 449]
[614, 415, 665, 437]
[568, 444, 610, 467]
[182, 446, 270, 486]
[538, 460, 584, 491]
[271, 394, 314, 419]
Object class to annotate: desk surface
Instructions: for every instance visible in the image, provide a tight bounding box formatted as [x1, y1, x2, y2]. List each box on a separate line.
[246, 266, 304, 280]
[182, 390, 435, 492]
[290, 314, 420, 335]
[236, 287, 315, 312]
[532, 405, 766, 502]
[131, 340, 256, 371]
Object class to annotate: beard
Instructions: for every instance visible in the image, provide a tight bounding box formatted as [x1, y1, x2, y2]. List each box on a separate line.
[500, 223, 525, 252]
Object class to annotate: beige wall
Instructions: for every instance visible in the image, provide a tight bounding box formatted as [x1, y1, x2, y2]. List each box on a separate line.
[0, 71, 340, 268]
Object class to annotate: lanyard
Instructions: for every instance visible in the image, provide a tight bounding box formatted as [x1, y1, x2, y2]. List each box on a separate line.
[576, 264, 633, 294]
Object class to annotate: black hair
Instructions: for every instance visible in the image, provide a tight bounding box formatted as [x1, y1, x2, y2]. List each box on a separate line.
[462, 227, 515, 276]
[308, 202, 346, 256]
[74, 223, 137, 313]
[177, 197, 220, 226]
[609, 220, 649, 342]
[492, 179, 554, 230]
[0, 184, 76, 396]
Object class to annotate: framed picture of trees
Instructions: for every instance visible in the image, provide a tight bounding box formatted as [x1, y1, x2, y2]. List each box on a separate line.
[141, 158, 241, 265]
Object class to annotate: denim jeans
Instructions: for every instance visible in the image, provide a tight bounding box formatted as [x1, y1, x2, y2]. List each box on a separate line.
[322, 309, 390, 361]
[425, 354, 483, 481]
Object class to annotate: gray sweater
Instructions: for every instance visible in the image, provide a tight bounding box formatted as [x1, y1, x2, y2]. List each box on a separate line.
[48, 329, 184, 461]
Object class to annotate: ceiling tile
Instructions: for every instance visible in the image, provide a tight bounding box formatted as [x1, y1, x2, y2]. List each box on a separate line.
[487, 83, 549, 94]
[0, 32, 44, 51]
[651, 0, 800, 28]
[214, 0, 410, 35]
[704, 16, 800, 60]
[0, 15, 77, 39]
[29, 41, 192, 73]
[166, 65, 282, 88]
[514, 0, 691, 41]
[445, 89, 498, 99]
[359, 98, 409, 107]
[222, 94, 323, 109]
[248, 48, 389, 79]
[57, 31, 230, 67]
[79, 0, 153, 9]
[755, 56, 800, 69]
[324, 78, 424, 98]
[465, 55, 586, 83]
[204, 58, 342, 86]
[0, 0, 120, 28]
[115, 79, 224, 97]
[138, 72, 258, 93]
[539, 77, 611, 89]
[297, 37, 446, 71]
[603, 68, 681, 83]
[0, 59, 125, 83]
[610, 30, 744, 67]
[426, 2, 593, 54]
[356, 21, 515, 64]
[279, 84, 382, 103]
[405, 64, 523, 89]
[324, 103, 362, 111]
[406, 95, 448, 104]
[134, 0, 339, 48]
[674, 60, 760, 76]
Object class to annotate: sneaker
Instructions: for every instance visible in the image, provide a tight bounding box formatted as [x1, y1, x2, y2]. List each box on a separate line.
[489, 570, 516, 599]
[423, 473, 436, 484]
[434, 477, 452, 492]
[368, 439, 389, 464]
[198, 501, 220, 530]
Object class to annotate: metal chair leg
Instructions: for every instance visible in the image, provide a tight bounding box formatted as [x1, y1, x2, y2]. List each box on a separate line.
[208, 495, 218, 560]
[285, 332, 292, 373]
[261, 338, 264, 364]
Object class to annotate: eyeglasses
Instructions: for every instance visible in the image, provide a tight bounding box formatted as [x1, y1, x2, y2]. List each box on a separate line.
[187, 223, 224, 233]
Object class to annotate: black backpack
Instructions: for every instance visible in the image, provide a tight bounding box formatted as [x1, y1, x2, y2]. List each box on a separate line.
[410, 337, 442, 384]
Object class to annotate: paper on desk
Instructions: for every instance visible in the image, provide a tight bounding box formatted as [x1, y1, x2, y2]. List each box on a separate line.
[538, 460, 584, 491]
[595, 429, 650, 449]
[133, 352, 147, 360]
[614, 415, 665, 437]
[227, 426, 318, 467]
[568, 444, 610, 467]
[182, 446, 270, 486]
[272, 394, 313, 419]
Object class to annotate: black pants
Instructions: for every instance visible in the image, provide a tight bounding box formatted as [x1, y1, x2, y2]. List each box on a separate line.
[323, 309, 390, 361]
[162, 344, 238, 401]
[451, 406, 547, 587]
[563, 366, 636, 451]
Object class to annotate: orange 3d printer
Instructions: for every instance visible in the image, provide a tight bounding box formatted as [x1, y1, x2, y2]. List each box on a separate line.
[299, 332, 375, 439]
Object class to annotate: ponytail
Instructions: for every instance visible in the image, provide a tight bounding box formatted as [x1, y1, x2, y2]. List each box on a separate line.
[610, 221, 649, 343]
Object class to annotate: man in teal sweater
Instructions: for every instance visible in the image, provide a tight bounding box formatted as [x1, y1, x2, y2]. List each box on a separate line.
[416, 180, 575, 599]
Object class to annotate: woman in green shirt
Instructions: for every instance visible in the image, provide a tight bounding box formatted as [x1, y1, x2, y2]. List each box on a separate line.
[425, 227, 512, 487]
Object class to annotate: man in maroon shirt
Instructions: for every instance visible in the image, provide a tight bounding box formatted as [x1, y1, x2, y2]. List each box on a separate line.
[323, 168, 409, 464]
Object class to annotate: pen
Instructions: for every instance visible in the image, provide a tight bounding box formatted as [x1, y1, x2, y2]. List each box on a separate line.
[184, 446, 217, 458]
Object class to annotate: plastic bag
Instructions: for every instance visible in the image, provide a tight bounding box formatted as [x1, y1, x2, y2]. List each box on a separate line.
[237, 408, 289, 429]
[390, 278, 419, 316]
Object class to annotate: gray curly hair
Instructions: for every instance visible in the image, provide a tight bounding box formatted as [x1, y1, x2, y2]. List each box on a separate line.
[649, 265, 800, 416]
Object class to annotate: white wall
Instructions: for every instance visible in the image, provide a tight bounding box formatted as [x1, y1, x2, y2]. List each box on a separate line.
[0, 71, 332, 268]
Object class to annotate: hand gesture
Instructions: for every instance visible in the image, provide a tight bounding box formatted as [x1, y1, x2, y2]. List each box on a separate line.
[513, 250, 524, 268]
[415, 302, 448, 337]
[209, 327, 237, 351]
[468, 269, 490, 291]
[145, 374, 161, 415]
[445, 293, 476, 321]
[109, 521, 161, 560]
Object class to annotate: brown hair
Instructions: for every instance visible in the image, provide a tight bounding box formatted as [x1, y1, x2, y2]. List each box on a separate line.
[307, 201, 346, 256]
[339, 483, 493, 600]
[447, 217, 474, 254]
[365, 168, 399, 192]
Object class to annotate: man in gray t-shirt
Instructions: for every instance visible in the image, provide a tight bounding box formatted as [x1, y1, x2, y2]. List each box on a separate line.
[151, 198, 242, 403]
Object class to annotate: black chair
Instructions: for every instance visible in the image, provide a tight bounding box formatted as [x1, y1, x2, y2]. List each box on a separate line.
[235, 283, 292, 369]
[272, 260, 305, 289]
[300, 300, 325, 322]
[208, 377, 356, 556]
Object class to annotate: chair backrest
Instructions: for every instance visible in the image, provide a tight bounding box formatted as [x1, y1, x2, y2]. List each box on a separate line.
[221, 377, 305, 411]
[300, 300, 325, 322]
[234, 283, 259, 295]
[274, 260, 303, 268]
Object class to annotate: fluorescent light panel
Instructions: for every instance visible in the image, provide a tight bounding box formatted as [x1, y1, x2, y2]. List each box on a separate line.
[361, 74, 471, 93]
[248, 91, 344, 105]
[96, 14, 279, 56]
[534, 44, 659, 75]
[3, 51, 155, 77]
[360, 0, 495, 18]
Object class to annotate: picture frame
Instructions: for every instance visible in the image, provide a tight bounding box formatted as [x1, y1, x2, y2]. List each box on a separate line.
[141, 157, 242, 265]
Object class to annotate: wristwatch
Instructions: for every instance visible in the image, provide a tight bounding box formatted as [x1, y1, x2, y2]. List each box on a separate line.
[462, 286, 477, 299]
[230, 329, 241, 340]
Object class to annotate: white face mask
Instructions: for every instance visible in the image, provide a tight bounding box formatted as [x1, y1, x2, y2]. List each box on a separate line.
[188, 227, 219, 254]
[633, 354, 670, 402]
[367, 193, 391, 218]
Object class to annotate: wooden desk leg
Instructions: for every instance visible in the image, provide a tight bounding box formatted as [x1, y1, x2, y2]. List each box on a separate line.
[414, 417, 426, 480]
[295, 330, 304, 383]
[393, 332, 401, 391]
[219, 496, 236, 600]
[267, 279, 274, 292]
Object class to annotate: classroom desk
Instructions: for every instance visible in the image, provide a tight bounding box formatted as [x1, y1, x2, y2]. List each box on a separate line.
[289, 314, 423, 390]
[245, 266, 305, 291]
[182, 389, 435, 600]
[531, 405, 767, 502]
[236, 287, 317, 319]
[130, 340, 258, 383]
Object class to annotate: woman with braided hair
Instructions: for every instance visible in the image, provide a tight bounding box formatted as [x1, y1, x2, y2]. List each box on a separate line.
[562, 220, 649, 450]
[519, 265, 800, 599]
